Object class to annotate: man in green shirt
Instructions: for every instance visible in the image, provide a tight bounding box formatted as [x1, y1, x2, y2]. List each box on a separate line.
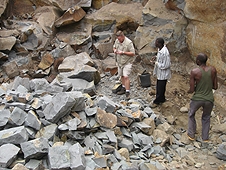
[187, 53, 218, 143]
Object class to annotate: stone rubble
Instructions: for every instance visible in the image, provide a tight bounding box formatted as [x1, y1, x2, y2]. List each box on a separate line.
[0, 68, 225, 169]
[0, 0, 225, 169]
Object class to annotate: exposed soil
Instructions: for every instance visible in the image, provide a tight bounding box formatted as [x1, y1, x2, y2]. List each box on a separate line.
[96, 55, 226, 169]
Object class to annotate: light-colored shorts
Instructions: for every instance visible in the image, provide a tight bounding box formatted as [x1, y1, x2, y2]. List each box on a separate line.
[118, 63, 132, 77]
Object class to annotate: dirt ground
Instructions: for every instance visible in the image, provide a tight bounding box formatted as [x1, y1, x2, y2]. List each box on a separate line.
[160, 73, 226, 169]
[137, 66, 226, 169]
[100, 57, 226, 169]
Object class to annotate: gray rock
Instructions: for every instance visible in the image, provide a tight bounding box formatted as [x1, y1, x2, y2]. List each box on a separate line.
[102, 144, 115, 155]
[216, 144, 226, 161]
[143, 107, 154, 116]
[97, 96, 118, 113]
[25, 159, 45, 170]
[84, 155, 97, 169]
[84, 135, 97, 150]
[0, 109, 10, 127]
[153, 145, 165, 155]
[15, 85, 28, 94]
[111, 162, 122, 170]
[67, 117, 81, 131]
[35, 124, 58, 140]
[43, 92, 76, 123]
[25, 127, 36, 139]
[94, 131, 108, 140]
[50, 43, 75, 59]
[58, 124, 68, 131]
[92, 155, 107, 168]
[106, 130, 117, 144]
[0, 86, 6, 96]
[85, 106, 97, 116]
[68, 131, 85, 140]
[116, 109, 134, 119]
[0, 126, 28, 145]
[131, 122, 152, 135]
[11, 77, 31, 91]
[48, 145, 70, 170]
[50, 76, 73, 92]
[139, 162, 158, 170]
[118, 138, 134, 151]
[131, 132, 141, 146]
[20, 138, 49, 159]
[0, 144, 20, 168]
[69, 143, 86, 170]
[30, 78, 64, 94]
[137, 133, 153, 145]
[68, 91, 86, 112]
[176, 147, 188, 158]
[121, 127, 132, 138]
[25, 110, 41, 130]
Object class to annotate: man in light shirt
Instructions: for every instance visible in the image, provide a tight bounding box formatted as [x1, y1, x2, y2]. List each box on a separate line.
[150, 37, 171, 108]
[113, 30, 135, 99]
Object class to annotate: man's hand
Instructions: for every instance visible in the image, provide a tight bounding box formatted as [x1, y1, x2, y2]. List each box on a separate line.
[115, 50, 124, 55]
[150, 56, 157, 64]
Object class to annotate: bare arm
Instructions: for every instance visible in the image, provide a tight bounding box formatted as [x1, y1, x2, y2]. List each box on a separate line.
[123, 51, 135, 57]
[187, 69, 196, 93]
[212, 67, 218, 90]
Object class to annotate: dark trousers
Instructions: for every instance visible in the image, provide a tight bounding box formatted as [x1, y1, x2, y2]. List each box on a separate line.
[187, 100, 213, 140]
[153, 79, 167, 104]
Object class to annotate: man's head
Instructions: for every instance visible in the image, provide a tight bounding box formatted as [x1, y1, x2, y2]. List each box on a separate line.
[116, 30, 125, 43]
[196, 53, 208, 65]
[155, 37, 164, 48]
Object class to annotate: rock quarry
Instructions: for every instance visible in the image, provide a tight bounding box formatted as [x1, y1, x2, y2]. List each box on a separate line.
[0, 0, 226, 169]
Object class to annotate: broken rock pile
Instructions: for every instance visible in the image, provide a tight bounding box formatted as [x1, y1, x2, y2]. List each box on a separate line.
[0, 75, 165, 169]
[0, 72, 226, 169]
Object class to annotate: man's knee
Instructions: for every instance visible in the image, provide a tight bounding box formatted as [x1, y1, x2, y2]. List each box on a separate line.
[123, 76, 129, 80]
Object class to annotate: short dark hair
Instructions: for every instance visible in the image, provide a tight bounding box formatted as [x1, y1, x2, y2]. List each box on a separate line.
[197, 53, 208, 64]
[116, 30, 124, 36]
[156, 37, 164, 46]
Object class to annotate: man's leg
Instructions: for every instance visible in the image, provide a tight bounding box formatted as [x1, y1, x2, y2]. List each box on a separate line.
[124, 76, 130, 91]
[187, 100, 202, 139]
[117, 66, 126, 95]
[154, 79, 167, 104]
[202, 101, 213, 141]
[123, 64, 132, 91]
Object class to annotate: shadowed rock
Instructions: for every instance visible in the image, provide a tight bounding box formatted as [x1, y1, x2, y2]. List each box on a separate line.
[54, 6, 86, 27]
[0, 144, 20, 168]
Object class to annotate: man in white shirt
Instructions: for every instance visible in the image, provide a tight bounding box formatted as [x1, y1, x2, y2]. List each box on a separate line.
[150, 37, 171, 108]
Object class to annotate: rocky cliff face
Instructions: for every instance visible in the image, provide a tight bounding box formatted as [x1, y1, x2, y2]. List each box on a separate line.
[185, 0, 226, 78]
[0, 0, 226, 169]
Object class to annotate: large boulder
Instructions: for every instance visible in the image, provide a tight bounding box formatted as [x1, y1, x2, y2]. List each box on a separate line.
[0, 0, 9, 17]
[185, 0, 226, 77]
[54, 6, 86, 27]
[33, 6, 62, 35]
[134, 0, 188, 63]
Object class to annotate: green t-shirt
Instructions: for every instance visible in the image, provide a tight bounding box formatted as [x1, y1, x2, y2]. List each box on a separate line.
[192, 68, 214, 102]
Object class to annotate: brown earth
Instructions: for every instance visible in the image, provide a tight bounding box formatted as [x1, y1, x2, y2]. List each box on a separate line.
[98, 54, 226, 169]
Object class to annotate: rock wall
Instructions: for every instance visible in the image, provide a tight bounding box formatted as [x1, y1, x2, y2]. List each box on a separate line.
[185, 0, 226, 79]
[184, 0, 226, 109]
